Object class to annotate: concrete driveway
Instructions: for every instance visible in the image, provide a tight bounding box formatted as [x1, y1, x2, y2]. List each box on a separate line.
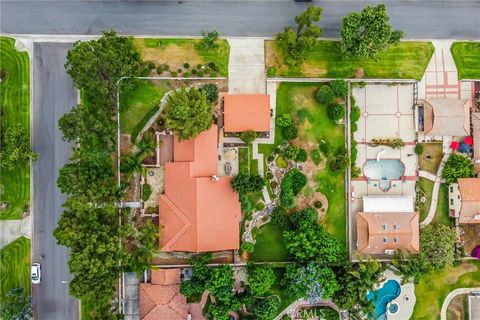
[228, 38, 265, 94]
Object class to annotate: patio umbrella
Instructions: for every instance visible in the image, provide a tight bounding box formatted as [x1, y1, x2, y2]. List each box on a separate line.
[450, 141, 460, 150]
[459, 142, 470, 153]
[464, 136, 473, 145]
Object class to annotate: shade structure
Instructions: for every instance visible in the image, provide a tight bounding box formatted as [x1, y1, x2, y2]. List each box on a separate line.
[450, 141, 460, 150]
[464, 136, 473, 145]
[459, 142, 470, 153]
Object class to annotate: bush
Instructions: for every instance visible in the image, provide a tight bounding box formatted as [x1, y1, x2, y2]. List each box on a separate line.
[316, 86, 335, 105]
[146, 206, 158, 214]
[191, 69, 197, 75]
[196, 70, 204, 77]
[285, 144, 300, 160]
[311, 149, 321, 165]
[183, 72, 190, 77]
[266, 155, 274, 163]
[256, 202, 265, 211]
[140, 67, 151, 76]
[240, 194, 252, 213]
[350, 106, 361, 123]
[276, 114, 293, 127]
[147, 61, 156, 69]
[163, 64, 170, 70]
[184, 63, 190, 69]
[203, 67, 211, 74]
[142, 184, 152, 201]
[415, 143, 424, 155]
[208, 61, 216, 69]
[332, 154, 350, 172]
[328, 104, 346, 121]
[241, 242, 255, 253]
[329, 79, 348, 97]
[201, 83, 219, 103]
[314, 200, 323, 209]
[267, 67, 277, 77]
[201, 30, 220, 50]
[296, 149, 308, 162]
[442, 153, 474, 183]
[282, 125, 298, 141]
[170, 71, 178, 77]
[156, 66, 163, 75]
[271, 207, 289, 226]
[196, 64, 203, 69]
[240, 131, 257, 144]
[351, 122, 358, 133]
[266, 171, 274, 179]
[177, 68, 182, 73]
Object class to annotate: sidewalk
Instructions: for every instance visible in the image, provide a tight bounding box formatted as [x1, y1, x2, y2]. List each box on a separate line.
[0, 215, 32, 249]
[440, 287, 480, 320]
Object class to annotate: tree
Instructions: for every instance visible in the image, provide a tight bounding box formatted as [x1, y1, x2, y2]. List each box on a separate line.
[276, 114, 293, 127]
[284, 262, 339, 301]
[201, 30, 220, 50]
[240, 130, 257, 144]
[279, 169, 306, 208]
[206, 265, 235, 304]
[201, 83, 219, 103]
[162, 86, 213, 141]
[120, 151, 145, 179]
[129, 219, 158, 275]
[284, 144, 300, 160]
[241, 241, 255, 253]
[65, 31, 142, 104]
[340, 4, 403, 59]
[275, 5, 323, 66]
[270, 206, 289, 227]
[329, 80, 348, 98]
[137, 131, 155, 157]
[180, 253, 212, 298]
[420, 224, 457, 269]
[415, 143, 424, 155]
[327, 104, 346, 121]
[316, 86, 335, 105]
[296, 149, 308, 162]
[282, 125, 298, 141]
[332, 153, 350, 172]
[0, 288, 33, 320]
[350, 106, 361, 123]
[247, 264, 276, 296]
[251, 296, 280, 320]
[442, 153, 474, 183]
[391, 251, 431, 284]
[1, 124, 37, 168]
[231, 174, 264, 194]
[348, 255, 387, 289]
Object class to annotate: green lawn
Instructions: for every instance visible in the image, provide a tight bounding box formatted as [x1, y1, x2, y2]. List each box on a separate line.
[269, 267, 296, 316]
[0, 37, 31, 220]
[0, 237, 31, 307]
[238, 147, 249, 174]
[418, 178, 434, 221]
[433, 184, 453, 226]
[412, 260, 480, 320]
[451, 42, 480, 80]
[81, 300, 95, 320]
[119, 80, 168, 141]
[136, 38, 230, 77]
[418, 143, 443, 175]
[259, 82, 346, 246]
[266, 40, 434, 80]
[250, 223, 290, 262]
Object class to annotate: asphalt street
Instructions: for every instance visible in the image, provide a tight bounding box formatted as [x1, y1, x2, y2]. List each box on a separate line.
[32, 42, 79, 320]
[1, 0, 479, 39]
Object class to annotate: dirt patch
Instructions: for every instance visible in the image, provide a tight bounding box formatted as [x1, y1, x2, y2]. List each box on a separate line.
[460, 224, 480, 255]
[121, 134, 134, 154]
[152, 251, 234, 265]
[300, 63, 328, 77]
[444, 263, 478, 285]
[446, 294, 468, 320]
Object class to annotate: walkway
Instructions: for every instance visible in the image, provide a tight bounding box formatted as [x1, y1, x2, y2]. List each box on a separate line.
[0, 215, 31, 249]
[440, 287, 480, 320]
[420, 153, 450, 227]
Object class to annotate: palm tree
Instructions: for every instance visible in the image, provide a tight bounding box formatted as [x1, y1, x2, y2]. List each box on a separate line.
[120, 152, 145, 179]
[349, 255, 386, 290]
[391, 250, 431, 284]
[137, 131, 156, 158]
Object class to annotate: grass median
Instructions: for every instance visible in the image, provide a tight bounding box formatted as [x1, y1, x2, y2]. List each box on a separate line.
[451, 42, 480, 80]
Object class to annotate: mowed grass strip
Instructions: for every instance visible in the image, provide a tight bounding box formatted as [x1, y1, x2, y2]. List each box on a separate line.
[412, 260, 480, 319]
[266, 40, 434, 80]
[0, 37, 30, 220]
[451, 42, 480, 80]
[0, 237, 31, 307]
[136, 38, 230, 77]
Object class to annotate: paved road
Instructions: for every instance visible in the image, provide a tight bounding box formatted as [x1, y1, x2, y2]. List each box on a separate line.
[1, 0, 480, 39]
[32, 42, 79, 320]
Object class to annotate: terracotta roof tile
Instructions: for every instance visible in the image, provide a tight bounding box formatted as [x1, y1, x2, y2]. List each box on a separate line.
[458, 178, 480, 224]
[224, 94, 270, 132]
[151, 269, 181, 285]
[139, 278, 188, 320]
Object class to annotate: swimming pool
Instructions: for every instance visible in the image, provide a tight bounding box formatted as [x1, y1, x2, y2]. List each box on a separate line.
[364, 160, 405, 191]
[367, 279, 401, 320]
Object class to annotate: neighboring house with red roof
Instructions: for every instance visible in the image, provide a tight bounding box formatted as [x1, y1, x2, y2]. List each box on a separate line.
[139, 269, 188, 320]
[223, 94, 270, 133]
[420, 98, 471, 137]
[159, 125, 241, 252]
[449, 178, 480, 224]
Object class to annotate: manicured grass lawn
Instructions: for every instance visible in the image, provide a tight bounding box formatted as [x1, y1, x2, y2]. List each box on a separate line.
[451, 42, 480, 80]
[0, 37, 31, 220]
[250, 223, 290, 262]
[418, 178, 434, 221]
[248, 144, 259, 175]
[269, 267, 296, 316]
[412, 260, 480, 320]
[0, 237, 31, 307]
[418, 143, 443, 174]
[119, 80, 168, 141]
[81, 300, 95, 320]
[433, 184, 453, 226]
[238, 147, 249, 174]
[135, 38, 230, 77]
[266, 40, 434, 80]
[259, 82, 346, 246]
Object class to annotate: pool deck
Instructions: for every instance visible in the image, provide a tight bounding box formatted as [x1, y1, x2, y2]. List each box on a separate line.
[374, 269, 416, 320]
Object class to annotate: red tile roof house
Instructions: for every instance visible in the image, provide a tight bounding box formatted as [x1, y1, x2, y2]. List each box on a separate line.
[159, 125, 242, 252]
[223, 94, 270, 133]
[449, 178, 480, 224]
[139, 269, 188, 320]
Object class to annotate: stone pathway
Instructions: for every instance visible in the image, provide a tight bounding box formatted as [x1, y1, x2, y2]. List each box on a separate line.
[0, 215, 32, 249]
[440, 287, 480, 320]
[420, 153, 450, 228]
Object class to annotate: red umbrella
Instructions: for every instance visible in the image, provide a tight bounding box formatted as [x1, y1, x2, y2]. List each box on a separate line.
[464, 136, 473, 145]
[450, 141, 460, 150]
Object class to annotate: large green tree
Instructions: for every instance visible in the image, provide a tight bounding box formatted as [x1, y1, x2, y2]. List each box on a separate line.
[247, 264, 276, 296]
[340, 4, 403, 59]
[162, 86, 213, 140]
[420, 223, 457, 269]
[251, 296, 280, 320]
[391, 251, 432, 284]
[0, 288, 33, 320]
[276, 5, 322, 66]
[1, 124, 37, 168]
[442, 153, 474, 183]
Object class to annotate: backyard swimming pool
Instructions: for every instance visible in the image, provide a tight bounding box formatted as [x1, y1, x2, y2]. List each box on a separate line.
[367, 279, 401, 320]
[364, 160, 405, 191]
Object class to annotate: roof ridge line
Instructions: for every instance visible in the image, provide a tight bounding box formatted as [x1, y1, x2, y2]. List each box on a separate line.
[160, 195, 194, 251]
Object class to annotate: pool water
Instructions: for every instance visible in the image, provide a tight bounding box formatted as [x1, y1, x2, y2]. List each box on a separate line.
[364, 160, 405, 191]
[367, 280, 401, 320]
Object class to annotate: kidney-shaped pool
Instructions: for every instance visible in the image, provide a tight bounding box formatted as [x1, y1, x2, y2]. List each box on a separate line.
[363, 159, 405, 191]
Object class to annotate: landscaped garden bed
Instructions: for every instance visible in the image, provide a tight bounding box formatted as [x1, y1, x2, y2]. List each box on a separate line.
[0, 37, 31, 220]
[451, 42, 480, 80]
[266, 40, 434, 79]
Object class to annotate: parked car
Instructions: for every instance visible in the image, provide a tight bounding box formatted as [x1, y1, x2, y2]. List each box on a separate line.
[31, 263, 41, 284]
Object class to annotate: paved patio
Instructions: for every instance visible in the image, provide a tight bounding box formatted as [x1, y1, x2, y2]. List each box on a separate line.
[380, 269, 416, 320]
